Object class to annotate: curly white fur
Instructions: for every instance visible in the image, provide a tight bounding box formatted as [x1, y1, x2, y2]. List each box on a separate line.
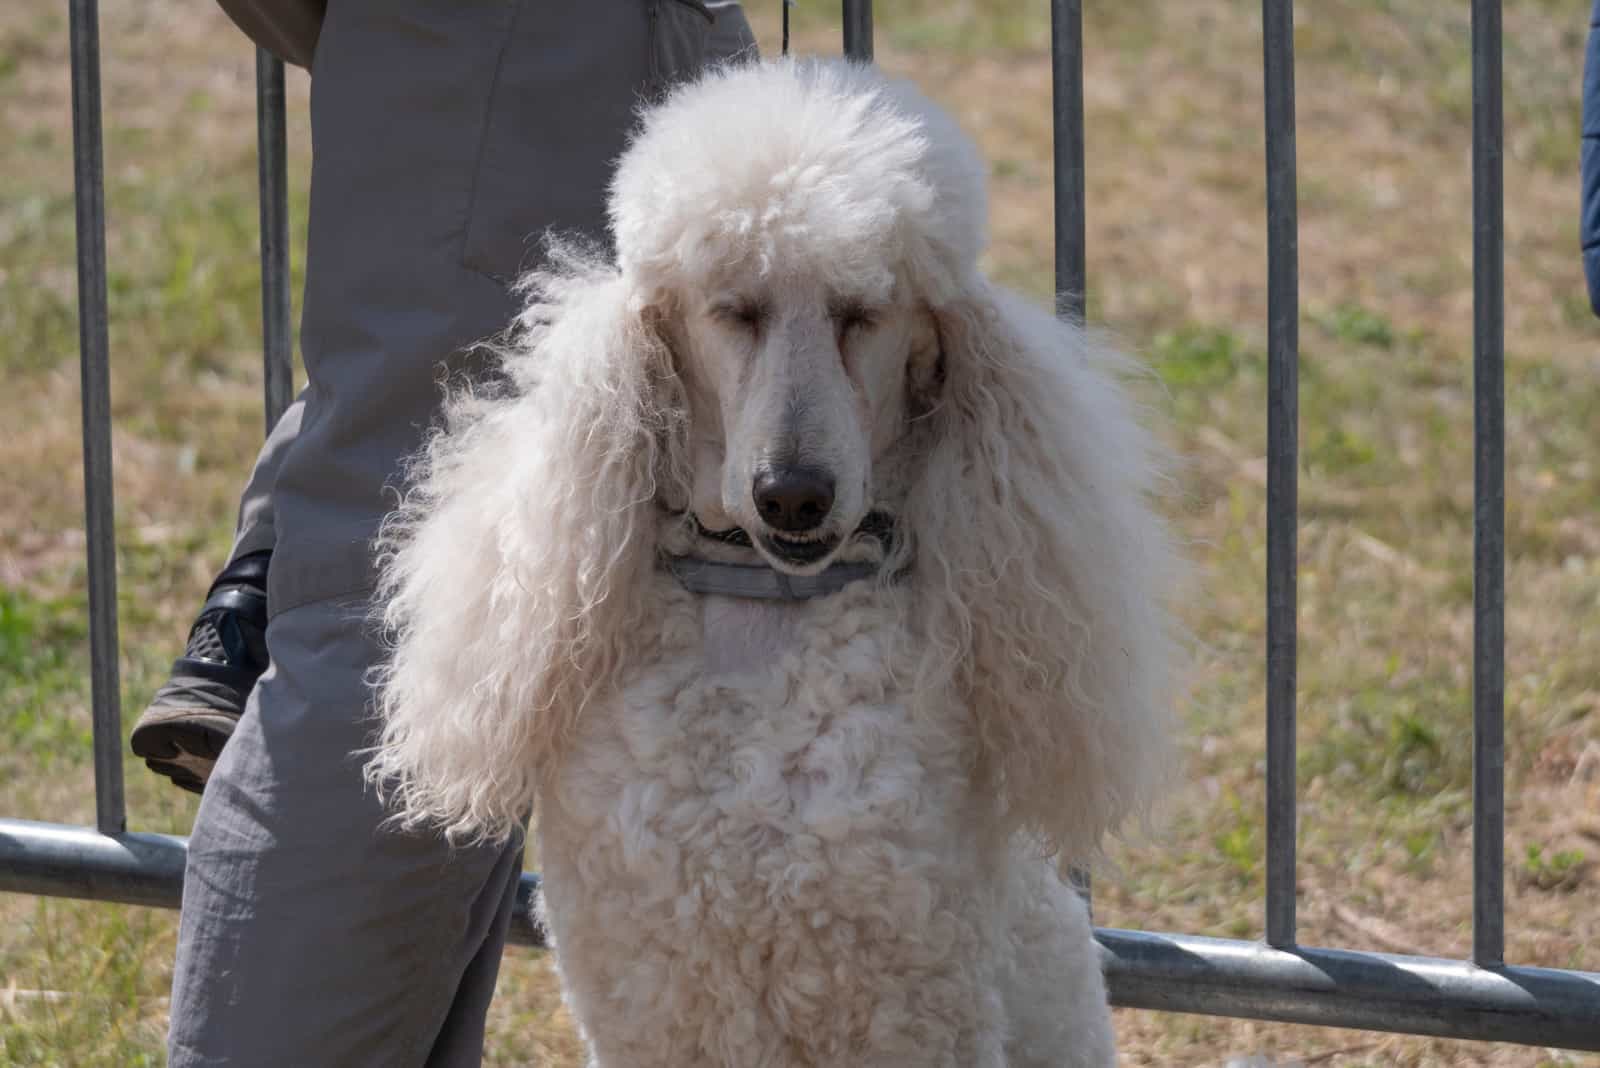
[369, 59, 1182, 1066]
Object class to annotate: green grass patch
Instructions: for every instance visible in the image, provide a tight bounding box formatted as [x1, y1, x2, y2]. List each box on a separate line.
[1211, 790, 1263, 890]
[0, 899, 170, 1067]
[1150, 325, 1260, 390]
[0, 586, 93, 768]
[0, 192, 80, 375]
[1517, 844, 1589, 893]
[1299, 681, 1472, 804]
[1305, 425, 1379, 475]
[1311, 303, 1397, 350]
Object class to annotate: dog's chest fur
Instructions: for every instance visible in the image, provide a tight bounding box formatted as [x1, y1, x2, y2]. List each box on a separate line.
[698, 594, 804, 677]
[534, 577, 1013, 1066]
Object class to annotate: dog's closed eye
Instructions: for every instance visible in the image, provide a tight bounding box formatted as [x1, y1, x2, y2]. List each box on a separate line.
[711, 299, 769, 332]
[829, 298, 879, 338]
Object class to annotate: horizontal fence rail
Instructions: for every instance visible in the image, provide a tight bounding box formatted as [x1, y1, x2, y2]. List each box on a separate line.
[3, 817, 1599, 1049]
[5, 0, 1599, 1055]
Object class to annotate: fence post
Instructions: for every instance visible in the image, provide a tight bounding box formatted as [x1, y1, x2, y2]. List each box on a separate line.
[1050, 0, 1093, 910]
[1261, 0, 1300, 950]
[255, 48, 294, 432]
[1050, 0, 1086, 322]
[842, 0, 872, 61]
[1470, 0, 1506, 970]
[68, 0, 125, 837]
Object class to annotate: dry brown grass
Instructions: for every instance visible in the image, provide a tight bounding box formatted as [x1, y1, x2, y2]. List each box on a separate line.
[2, 1, 1596, 1065]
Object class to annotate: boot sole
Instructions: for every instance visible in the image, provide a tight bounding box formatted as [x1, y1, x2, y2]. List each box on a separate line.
[130, 707, 239, 795]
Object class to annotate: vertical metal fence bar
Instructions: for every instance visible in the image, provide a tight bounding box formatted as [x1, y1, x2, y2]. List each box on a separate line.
[1470, 0, 1506, 970]
[1051, 0, 1087, 322]
[842, 0, 873, 61]
[1051, 0, 1092, 910]
[1261, 0, 1299, 949]
[255, 48, 293, 433]
[68, 0, 126, 836]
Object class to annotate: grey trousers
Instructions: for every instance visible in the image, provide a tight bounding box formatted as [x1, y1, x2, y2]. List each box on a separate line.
[170, 3, 755, 1064]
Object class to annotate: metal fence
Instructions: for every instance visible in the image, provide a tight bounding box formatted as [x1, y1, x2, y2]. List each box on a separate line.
[2, 0, 1598, 1052]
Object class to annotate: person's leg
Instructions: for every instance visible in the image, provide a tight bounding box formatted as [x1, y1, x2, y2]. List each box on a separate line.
[418, 844, 525, 1066]
[168, 2, 756, 1062]
[168, 594, 524, 1066]
[131, 396, 304, 793]
[227, 393, 305, 563]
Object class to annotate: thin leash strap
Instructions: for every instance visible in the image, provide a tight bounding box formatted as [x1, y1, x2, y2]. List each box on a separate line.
[782, 0, 792, 55]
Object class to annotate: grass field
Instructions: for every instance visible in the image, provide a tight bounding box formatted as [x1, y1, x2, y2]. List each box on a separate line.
[2, 1, 1597, 1064]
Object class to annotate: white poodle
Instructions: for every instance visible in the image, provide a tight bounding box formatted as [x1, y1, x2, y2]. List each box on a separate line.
[369, 58, 1180, 1067]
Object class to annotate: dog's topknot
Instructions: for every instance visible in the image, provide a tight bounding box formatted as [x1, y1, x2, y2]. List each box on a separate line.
[609, 58, 989, 304]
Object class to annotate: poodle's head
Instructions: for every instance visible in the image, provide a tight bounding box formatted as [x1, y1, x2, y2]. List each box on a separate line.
[610, 59, 986, 573]
[373, 59, 1181, 859]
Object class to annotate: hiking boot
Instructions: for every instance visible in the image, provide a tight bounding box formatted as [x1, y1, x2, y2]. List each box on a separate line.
[130, 550, 271, 794]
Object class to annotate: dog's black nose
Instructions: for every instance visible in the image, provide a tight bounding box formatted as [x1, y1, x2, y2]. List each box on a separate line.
[752, 466, 835, 532]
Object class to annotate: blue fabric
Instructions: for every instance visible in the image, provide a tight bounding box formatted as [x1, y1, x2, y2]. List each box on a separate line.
[1582, 0, 1600, 314]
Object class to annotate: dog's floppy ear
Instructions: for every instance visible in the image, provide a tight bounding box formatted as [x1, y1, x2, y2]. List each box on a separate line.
[903, 279, 1182, 866]
[367, 256, 686, 844]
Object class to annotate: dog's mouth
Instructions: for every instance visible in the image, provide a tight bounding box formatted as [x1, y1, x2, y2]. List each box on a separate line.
[691, 512, 895, 575]
[758, 531, 842, 569]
